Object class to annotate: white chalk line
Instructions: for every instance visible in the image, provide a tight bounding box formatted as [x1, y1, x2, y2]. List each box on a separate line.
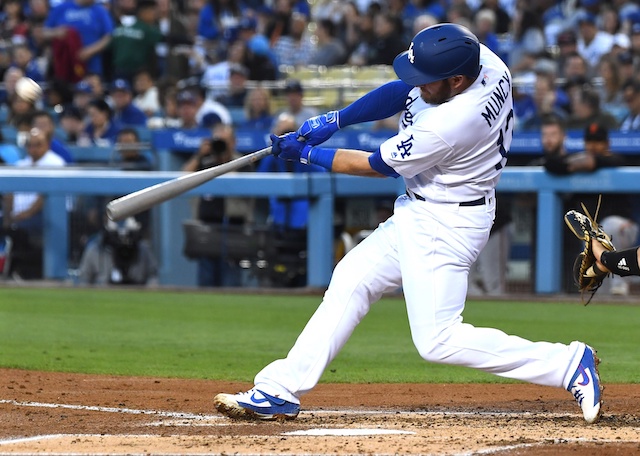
[0, 398, 583, 422]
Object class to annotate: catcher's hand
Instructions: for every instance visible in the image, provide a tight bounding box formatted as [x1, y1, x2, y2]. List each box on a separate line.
[564, 206, 616, 305]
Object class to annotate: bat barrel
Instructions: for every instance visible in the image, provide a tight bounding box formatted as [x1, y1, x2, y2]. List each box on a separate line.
[106, 146, 272, 221]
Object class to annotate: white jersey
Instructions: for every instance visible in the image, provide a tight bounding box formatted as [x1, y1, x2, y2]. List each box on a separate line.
[379, 44, 513, 203]
[12, 150, 66, 216]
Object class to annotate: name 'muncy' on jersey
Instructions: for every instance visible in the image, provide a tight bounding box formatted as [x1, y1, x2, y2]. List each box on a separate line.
[379, 44, 514, 203]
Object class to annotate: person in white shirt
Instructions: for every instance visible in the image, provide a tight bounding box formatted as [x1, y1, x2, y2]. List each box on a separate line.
[2, 128, 66, 234]
[576, 12, 614, 69]
[1, 127, 66, 279]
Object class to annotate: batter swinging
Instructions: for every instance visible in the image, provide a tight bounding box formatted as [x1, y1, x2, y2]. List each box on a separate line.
[214, 24, 602, 424]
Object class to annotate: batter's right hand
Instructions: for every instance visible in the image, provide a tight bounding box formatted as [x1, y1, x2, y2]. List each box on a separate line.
[297, 111, 339, 146]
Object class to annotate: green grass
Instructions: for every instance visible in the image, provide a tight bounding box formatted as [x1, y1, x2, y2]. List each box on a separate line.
[0, 287, 638, 383]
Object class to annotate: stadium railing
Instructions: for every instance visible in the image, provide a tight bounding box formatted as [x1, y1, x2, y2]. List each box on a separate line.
[0, 167, 638, 293]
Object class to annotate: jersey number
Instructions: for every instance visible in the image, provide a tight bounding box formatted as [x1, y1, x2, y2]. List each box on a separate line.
[495, 108, 514, 170]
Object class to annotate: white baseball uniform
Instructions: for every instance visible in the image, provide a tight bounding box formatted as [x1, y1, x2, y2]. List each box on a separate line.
[254, 45, 585, 403]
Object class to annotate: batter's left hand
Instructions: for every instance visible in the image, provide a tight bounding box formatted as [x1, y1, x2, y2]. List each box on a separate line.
[270, 133, 312, 163]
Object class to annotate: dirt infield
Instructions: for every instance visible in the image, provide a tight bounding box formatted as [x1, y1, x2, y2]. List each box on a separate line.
[1, 369, 639, 455]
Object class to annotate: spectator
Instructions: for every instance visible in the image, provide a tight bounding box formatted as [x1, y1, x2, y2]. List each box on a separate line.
[239, 85, 274, 130]
[109, 78, 147, 127]
[147, 84, 181, 128]
[84, 72, 106, 98]
[518, 71, 569, 131]
[77, 216, 158, 285]
[1, 0, 28, 42]
[181, 124, 254, 287]
[0, 66, 24, 109]
[84, 98, 119, 146]
[215, 63, 249, 109]
[617, 51, 635, 85]
[347, 8, 376, 66]
[155, 0, 191, 80]
[276, 79, 318, 128]
[31, 110, 74, 163]
[186, 84, 232, 128]
[175, 89, 201, 129]
[566, 86, 619, 131]
[265, 0, 297, 47]
[1, 127, 66, 279]
[43, 0, 115, 81]
[132, 68, 161, 117]
[109, 0, 162, 79]
[257, 112, 327, 287]
[364, 12, 406, 65]
[596, 53, 628, 123]
[8, 90, 36, 128]
[473, 0, 511, 34]
[531, 114, 568, 168]
[308, 18, 347, 66]
[72, 80, 96, 118]
[576, 12, 614, 70]
[59, 104, 86, 143]
[113, 127, 152, 171]
[508, 7, 546, 74]
[271, 11, 314, 68]
[336, 2, 362, 59]
[619, 78, 640, 132]
[555, 30, 579, 79]
[237, 14, 274, 64]
[10, 43, 43, 82]
[196, 0, 244, 59]
[473, 9, 502, 59]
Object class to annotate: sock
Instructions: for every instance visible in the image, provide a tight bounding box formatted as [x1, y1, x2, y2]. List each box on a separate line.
[600, 248, 640, 277]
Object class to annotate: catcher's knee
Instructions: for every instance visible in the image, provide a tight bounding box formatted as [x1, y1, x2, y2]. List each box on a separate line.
[601, 248, 640, 277]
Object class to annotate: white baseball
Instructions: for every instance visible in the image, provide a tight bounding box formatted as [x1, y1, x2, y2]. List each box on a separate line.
[15, 77, 43, 103]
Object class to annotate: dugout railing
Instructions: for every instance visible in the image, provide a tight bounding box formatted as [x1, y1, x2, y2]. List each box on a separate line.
[0, 167, 639, 294]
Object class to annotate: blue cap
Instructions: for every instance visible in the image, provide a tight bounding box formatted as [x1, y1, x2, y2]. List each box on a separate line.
[177, 90, 197, 104]
[577, 11, 597, 24]
[111, 78, 131, 92]
[75, 81, 92, 94]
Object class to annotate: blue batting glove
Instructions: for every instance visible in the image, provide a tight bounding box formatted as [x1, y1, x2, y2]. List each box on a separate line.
[270, 133, 312, 163]
[297, 111, 340, 146]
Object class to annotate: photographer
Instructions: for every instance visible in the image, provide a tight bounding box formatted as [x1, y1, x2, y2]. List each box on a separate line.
[77, 216, 158, 286]
[182, 124, 255, 287]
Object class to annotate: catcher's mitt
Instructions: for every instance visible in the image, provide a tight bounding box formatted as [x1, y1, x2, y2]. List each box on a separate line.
[564, 198, 616, 305]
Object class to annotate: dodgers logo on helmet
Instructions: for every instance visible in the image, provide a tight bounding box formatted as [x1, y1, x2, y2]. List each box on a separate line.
[393, 23, 481, 86]
[408, 42, 415, 64]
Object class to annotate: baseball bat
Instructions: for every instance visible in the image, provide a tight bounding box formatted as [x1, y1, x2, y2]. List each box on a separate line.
[106, 146, 272, 221]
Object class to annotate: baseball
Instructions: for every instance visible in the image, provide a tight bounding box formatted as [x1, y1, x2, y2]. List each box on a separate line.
[15, 77, 43, 103]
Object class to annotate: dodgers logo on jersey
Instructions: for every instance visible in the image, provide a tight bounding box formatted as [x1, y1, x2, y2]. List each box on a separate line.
[408, 42, 415, 64]
[397, 135, 414, 158]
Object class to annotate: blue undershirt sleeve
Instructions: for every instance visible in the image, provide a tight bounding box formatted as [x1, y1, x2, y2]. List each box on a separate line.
[338, 80, 412, 127]
[368, 149, 400, 178]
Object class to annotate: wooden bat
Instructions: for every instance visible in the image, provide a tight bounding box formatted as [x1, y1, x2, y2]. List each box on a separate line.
[106, 146, 272, 221]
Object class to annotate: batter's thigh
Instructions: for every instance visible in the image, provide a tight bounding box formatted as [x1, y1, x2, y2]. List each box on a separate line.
[394, 197, 493, 335]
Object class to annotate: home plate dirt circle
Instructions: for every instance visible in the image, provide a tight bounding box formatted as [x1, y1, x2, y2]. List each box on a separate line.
[1, 369, 640, 455]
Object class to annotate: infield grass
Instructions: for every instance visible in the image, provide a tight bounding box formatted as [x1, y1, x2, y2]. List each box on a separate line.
[0, 287, 638, 383]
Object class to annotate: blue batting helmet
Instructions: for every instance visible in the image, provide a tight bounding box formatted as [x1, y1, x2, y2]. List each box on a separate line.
[393, 23, 481, 86]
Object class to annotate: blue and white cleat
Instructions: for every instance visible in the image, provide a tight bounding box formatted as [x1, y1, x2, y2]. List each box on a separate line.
[214, 388, 300, 421]
[567, 345, 603, 424]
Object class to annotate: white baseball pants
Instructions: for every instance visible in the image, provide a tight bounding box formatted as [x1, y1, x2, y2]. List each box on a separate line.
[255, 193, 585, 403]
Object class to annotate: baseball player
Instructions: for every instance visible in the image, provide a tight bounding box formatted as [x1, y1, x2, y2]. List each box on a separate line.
[214, 24, 602, 424]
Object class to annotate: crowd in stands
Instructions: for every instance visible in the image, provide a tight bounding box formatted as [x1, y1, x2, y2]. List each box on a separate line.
[0, 0, 637, 150]
[2, 0, 640, 287]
